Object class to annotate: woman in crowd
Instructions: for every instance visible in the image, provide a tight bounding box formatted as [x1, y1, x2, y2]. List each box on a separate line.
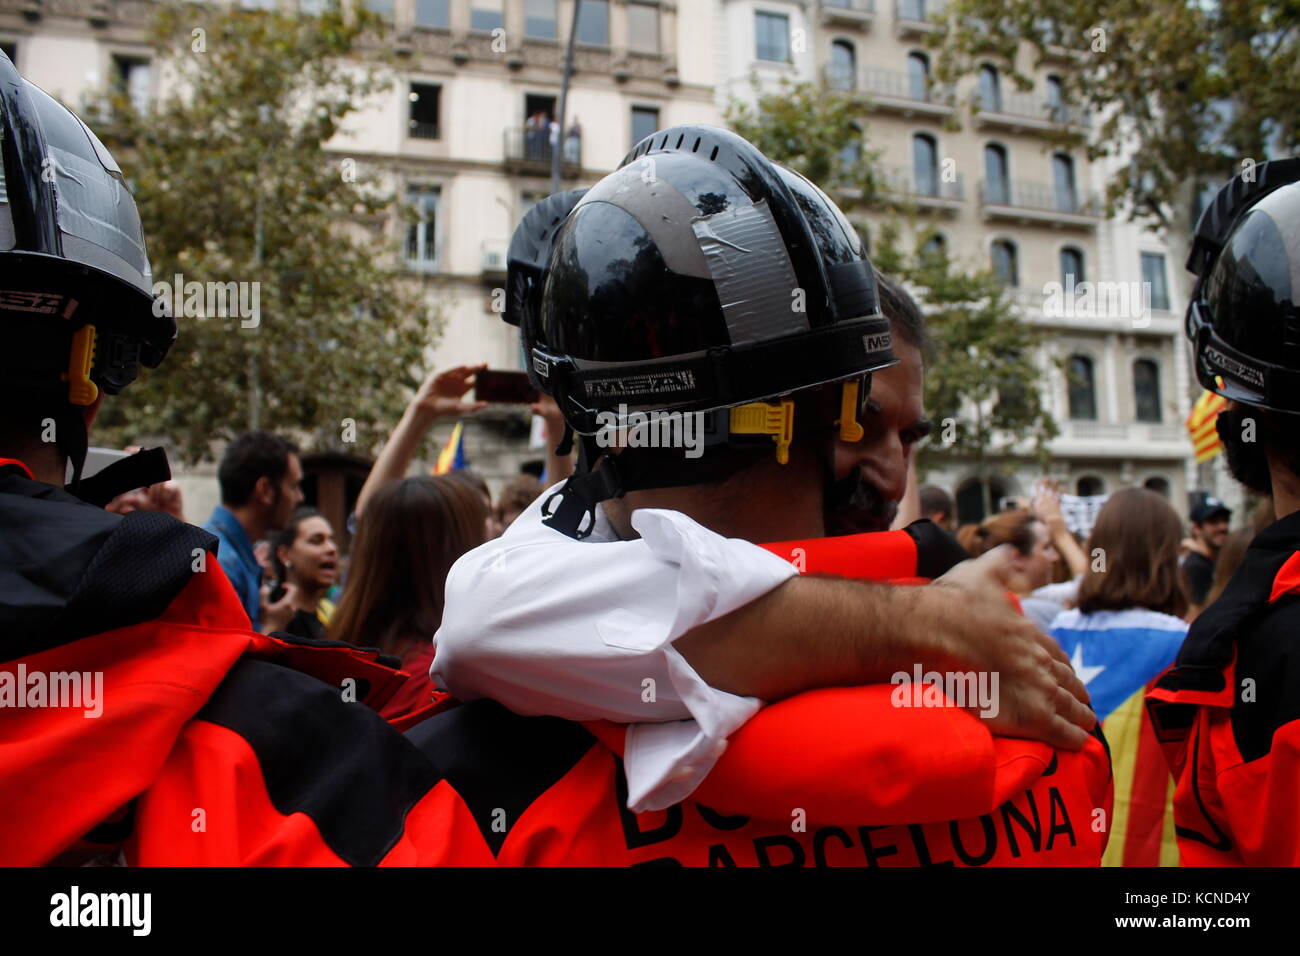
[329, 475, 487, 717]
[1047, 488, 1188, 866]
[970, 509, 1062, 631]
[265, 508, 340, 640]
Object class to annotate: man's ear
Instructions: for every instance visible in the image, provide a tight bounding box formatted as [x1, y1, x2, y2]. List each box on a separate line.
[254, 474, 275, 506]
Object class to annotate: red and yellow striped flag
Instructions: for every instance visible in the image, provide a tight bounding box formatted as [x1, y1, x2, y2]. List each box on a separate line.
[432, 421, 466, 475]
[1186, 389, 1228, 463]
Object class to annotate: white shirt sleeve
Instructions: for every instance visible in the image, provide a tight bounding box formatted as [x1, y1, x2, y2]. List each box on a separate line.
[431, 484, 798, 812]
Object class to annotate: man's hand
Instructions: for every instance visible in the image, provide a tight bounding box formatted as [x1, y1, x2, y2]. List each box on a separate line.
[932, 546, 1094, 750]
[411, 364, 489, 422]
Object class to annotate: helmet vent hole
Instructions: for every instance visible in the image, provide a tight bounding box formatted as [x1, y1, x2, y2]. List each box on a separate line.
[709, 145, 719, 161]
[675, 133, 684, 149]
[692, 137, 701, 152]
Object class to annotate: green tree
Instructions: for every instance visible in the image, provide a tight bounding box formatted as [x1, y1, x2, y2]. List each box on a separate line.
[94, 2, 439, 463]
[932, 0, 1300, 227]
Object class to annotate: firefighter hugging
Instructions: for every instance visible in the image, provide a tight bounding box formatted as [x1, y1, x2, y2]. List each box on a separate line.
[3, 47, 1300, 868]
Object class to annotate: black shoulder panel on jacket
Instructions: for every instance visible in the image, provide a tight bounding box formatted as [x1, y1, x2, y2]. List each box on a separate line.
[405, 700, 596, 855]
[197, 657, 443, 866]
[905, 519, 970, 579]
[0, 472, 216, 662]
[1229, 596, 1300, 763]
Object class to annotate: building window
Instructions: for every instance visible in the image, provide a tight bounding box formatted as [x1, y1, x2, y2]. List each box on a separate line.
[1053, 153, 1078, 213]
[405, 185, 441, 271]
[415, 0, 450, 29]
[362, 0, 395, 19]
[577, 0, 610, 45]
[1134, 358, 1162, 422]
[1067, 354, 1097, 420]
[471, 0, 503, 32]
[984, 143, 1009, 205]
[627, 2, 659, 53]
[991, 239, 1018, 287]
[899, 0, 929, 20]
[1045, 74, 1064, 120]
[838, 123, 863, 168]
[1141, 252, 1170, 311]
[907, 51, 930, 101]
[1060, 246, 1084, 285]
[1144, 475, 1170, 497]
[912, 133, 938, 197]
[755, 11, 790, 62]
[112, 55, 152, 114]
[631, 105, 660, 149]
[1076, 475, 1105, 496]
[408, 83, 440, 139]
[919, 233, 946, 263]
[829, 40, 855, 90]
[978, 64, 1001, 112]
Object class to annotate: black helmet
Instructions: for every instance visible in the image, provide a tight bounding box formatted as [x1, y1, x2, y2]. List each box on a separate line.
[1186, 157, 1300, 415]
[506, 125, 895, 537]
[0, 50, 175, 494]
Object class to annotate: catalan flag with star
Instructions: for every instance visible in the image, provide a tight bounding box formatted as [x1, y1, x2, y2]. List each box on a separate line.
[1049, 607, 1189, 866]
[1186, 389, 1228, 463]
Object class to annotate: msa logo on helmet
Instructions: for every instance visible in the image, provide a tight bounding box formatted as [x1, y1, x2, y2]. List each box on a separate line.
[1204, 344, 1266, 389]
[863, 331, 892, 353]
[587, 370, 698, 399]
[0, 290, 78, 317]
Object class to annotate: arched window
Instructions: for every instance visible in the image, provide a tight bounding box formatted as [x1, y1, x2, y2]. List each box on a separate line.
[913, 133, 938, 196]
[979, 64, 1002, 112]
[1144, 476, 1170, 497]
[991, 239, 1018, 287]
[1076, 475, 1105, 496]
[984, 143, 1009, 205]
[838, 121, 863, 169]
[956, 476, 1013, 525]
[907, 51, 930, 101]
[830, 40, 856, 90]
[919, 232, 946, 263]
[1067, 354, 1097, 420]
[1060, 246, 1084, 286]
[1134, 358, 1161, 422]
[1053, 153, 1078, 213]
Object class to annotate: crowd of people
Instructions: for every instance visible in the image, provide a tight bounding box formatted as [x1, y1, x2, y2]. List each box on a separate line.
[4, 53, 1300, 871]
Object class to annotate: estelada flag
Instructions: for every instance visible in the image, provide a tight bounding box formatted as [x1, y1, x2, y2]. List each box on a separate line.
[432, 421, 466, 475]
[1186, 389, 1228, 463]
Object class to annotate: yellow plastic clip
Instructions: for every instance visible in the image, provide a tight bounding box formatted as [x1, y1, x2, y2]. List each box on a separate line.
[730, 399, 795, 464]
[838, 379, 864, 443]
[63, 323, 99, 407]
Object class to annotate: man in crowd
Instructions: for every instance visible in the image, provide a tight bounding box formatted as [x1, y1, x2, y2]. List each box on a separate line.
[429, 126, 1105, 861]
[1180, 493, 1232, 605]
[1149, 158, 1300, 865]
[203, 431, 304, 630]
[920, 484, 956, 531]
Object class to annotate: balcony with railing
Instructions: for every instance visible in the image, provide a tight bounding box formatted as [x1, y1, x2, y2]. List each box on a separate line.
[1054, 419, 1188, 456]
[846, 66, 956, 118]
[894, 0, 947, 37]
[502, 126, 582, 177]
[819, 0, 876, 28]
[979, 179, 1101, 228]
[877, 164, 964, 212]
[975, 89, 1090, 133]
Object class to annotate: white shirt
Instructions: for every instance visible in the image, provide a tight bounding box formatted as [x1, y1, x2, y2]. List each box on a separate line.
[432, 482, 798, 812]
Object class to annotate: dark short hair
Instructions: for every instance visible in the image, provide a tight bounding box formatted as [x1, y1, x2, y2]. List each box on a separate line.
[918, 484, 952, 520]
[874, 268, 929, 360]
[218, 431, 298, 506]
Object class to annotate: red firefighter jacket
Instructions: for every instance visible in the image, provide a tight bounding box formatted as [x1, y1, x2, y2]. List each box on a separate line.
[398, 521, 1112, 866]
[1146, 509, 1300, 866]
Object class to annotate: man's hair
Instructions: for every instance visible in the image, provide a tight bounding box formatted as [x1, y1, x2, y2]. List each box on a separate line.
[918, 484, 952, 520]
[1077, 488, 1188, 618]
[874, 269, 930, 362]
[218, 431, 298, 507]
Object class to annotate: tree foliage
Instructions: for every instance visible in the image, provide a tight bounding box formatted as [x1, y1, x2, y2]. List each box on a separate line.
[932, 0, 1300, 227]
[94, 2, 439, 463]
